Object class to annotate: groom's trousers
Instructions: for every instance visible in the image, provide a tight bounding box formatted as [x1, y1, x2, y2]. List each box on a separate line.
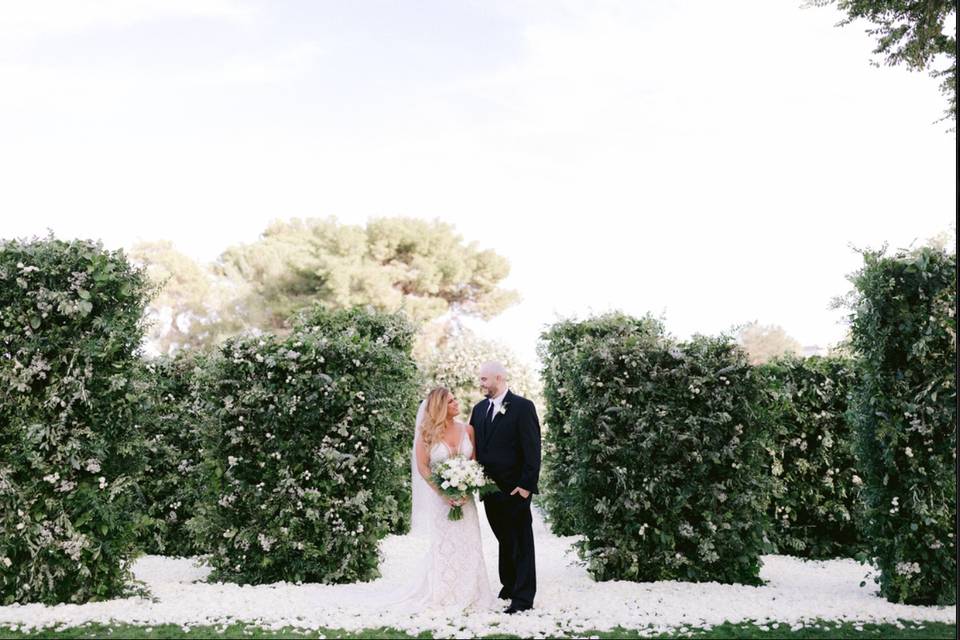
[483, 491, 536, 608]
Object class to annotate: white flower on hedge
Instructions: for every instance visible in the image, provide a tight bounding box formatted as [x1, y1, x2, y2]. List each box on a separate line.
[98, 477, 107, 489]
[895, 561, 921, 576]
[43, 472, 60, 484]
[904, 447, 914, 458]
[852, 475, 863, 486]
[16, 523, 24, 531]
[258, 533, 274, 551]
[85, 459, 101, 473]
[1, 557, 11, 568]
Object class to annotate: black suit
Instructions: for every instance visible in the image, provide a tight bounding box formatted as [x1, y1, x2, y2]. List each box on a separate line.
[471, 390, 541, 609]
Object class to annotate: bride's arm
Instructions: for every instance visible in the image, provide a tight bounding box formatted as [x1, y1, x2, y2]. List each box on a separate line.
[415, 436, 444, 496]
[466, 424, 477, 460]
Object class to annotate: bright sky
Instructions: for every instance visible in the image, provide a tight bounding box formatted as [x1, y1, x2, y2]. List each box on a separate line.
[1, 0, 955, 366]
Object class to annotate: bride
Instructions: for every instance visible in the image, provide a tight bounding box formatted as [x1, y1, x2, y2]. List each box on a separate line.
[389, 386, 496, 612]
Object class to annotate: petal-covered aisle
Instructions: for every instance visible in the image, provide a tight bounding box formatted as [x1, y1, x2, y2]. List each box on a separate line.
[0, 507, 954, 638]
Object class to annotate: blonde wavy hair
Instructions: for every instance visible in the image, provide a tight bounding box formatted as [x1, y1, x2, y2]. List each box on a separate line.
[419, 387, 453, 448]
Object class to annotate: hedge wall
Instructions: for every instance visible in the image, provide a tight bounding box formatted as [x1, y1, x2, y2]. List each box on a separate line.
[537, 313, 664, 536]
[760, 355, 864, 559]
[135, 350, 211, 557]
[846, 246, 956, 605]
[192, 307, 419, 585]
[542, 316, 776, 585]
[0, 237, 151, 604]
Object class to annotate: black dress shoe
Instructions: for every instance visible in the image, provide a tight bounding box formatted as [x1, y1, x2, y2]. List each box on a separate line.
[504, 605, 531, 614]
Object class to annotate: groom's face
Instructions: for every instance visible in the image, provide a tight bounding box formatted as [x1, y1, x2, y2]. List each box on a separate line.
[479, 371, 501, 398]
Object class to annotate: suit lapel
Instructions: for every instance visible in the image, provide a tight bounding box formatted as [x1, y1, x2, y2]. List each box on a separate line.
[475, 404, 487, 449]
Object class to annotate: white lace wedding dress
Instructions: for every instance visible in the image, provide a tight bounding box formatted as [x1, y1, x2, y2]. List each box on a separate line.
[386, 422, 496, 612]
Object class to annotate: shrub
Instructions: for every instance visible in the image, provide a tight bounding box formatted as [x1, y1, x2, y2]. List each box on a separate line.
[845, 246, 956, 605]
[543, 315, 776, 585]
[192, 307, 419, 585]
[537, 313, 664, 536]
[0, 236, 151, 604]
[135, 350, 211, 557]
[760, 355, 864, 559]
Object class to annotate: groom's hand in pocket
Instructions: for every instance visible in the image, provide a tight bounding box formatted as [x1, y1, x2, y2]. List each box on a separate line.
[510, 487, 530, 499]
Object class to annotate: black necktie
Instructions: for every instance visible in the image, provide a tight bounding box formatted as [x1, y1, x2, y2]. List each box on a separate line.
[485, 400, 496, 426]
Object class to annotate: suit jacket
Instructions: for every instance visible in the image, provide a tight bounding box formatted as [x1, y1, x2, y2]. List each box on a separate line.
[471, 390, 541, 495]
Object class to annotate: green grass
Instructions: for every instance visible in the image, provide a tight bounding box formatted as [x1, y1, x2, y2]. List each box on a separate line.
[0, 620, 954, 639]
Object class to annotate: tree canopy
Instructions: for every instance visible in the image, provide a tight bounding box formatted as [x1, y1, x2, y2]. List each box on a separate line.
[737, 321, 804, 365]
[810, 0, 956, 124]
[134, 218, 519, 354]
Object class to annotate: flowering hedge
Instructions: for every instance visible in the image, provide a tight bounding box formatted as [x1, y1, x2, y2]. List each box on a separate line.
[135, 351, 211, 557]
[192, 307, 419, 585]
[536, 313, 664, 536]
[0, 237, 151, 604]
[292, 306, 420, 536]
[845, 246, 956, 605]
[759, 355, 864, 559]
[546, 318, 776, 585]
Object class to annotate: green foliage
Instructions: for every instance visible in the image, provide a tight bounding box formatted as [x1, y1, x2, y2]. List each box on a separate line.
[291, 306, 420, 536]
[135, 350, 212, 557]
[0, 236, 151, 604]
[759, 356, 865, 559]
[191, 307, 419, 585]
[537, 313, 664, 536]
[844, 245, 956, 605]
[214, 217, 520, 333]
[810, 0, 956, 123]
[542, 314, 776, 584]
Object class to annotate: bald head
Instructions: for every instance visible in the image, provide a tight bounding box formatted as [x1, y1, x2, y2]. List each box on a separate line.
[479, 361, 508, 399]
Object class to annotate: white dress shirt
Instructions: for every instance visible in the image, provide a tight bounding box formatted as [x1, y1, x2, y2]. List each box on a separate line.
[487, 388, 509, 420]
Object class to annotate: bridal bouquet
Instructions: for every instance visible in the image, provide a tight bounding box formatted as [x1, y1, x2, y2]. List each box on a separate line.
[431, 457, 498, 520]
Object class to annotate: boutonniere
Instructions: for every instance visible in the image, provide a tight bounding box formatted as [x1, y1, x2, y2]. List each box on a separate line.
[498, 402, 509, 416]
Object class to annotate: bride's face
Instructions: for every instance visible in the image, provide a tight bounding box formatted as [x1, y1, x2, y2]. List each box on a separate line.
[446, 395, 460, 418]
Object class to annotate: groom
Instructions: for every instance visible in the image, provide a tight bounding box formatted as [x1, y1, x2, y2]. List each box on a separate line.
[471, 361, 541, 614]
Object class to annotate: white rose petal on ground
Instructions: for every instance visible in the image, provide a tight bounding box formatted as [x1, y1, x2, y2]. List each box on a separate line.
[0, 508, 953, 638]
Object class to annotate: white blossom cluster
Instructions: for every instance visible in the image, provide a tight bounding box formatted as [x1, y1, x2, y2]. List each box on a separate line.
[432, 456, 489, 494]
[895, 561, 921, 576]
